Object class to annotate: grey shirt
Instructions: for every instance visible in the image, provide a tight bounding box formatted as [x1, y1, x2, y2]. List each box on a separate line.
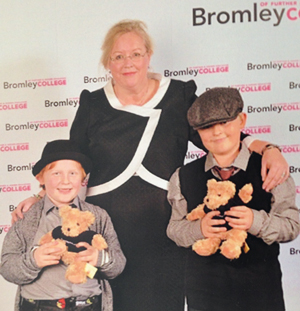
[22, 196, 104, 300]
[167, 143, 300, 248]
[0, 196, 126, 311]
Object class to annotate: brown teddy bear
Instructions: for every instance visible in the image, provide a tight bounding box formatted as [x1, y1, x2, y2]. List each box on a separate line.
[39, 205, 108, 284]
[186, 178, 253, 259]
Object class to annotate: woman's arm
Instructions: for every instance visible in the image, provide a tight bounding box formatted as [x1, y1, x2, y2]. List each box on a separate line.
[248, 140, 289, 192]
[11, 189, 45, 224]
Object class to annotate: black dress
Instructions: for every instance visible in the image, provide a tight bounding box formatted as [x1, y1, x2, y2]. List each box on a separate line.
[70, 75, 201, 311]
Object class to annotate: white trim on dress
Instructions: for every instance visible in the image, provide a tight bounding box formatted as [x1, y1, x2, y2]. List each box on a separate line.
[86, 73, 170, 197]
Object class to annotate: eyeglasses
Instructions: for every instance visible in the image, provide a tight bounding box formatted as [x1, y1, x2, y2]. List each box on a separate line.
[110, 52, 147, 63]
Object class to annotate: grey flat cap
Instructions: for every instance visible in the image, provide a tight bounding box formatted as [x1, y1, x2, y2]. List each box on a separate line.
[187, 87, 243, 130]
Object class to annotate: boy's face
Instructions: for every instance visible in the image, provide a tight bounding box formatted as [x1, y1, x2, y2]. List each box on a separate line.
[197, 113, 247, 165]
[36, 160, 84, 207]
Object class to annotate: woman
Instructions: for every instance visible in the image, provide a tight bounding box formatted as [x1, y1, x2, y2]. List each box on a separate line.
[14, 20, 289, 311]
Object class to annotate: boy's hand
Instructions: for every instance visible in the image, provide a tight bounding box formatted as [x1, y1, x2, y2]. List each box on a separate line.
[201, 211, 227, 238]
[33, 240, 63, 268]
[225, 206, 254, 231]
[75, 242, 99, 267]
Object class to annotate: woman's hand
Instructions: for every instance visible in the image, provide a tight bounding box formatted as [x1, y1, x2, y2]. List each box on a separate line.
[201, 211, 227, 238]
[11, 196, 39, 224]
[75, 242, 99, 267]
[261, 148, 289, 192]
[33, 241, 63, 268]
[225, 206, 254, 231]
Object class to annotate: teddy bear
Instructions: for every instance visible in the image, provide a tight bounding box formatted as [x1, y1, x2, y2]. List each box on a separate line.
[186, 178, 253, 260]
[39, 205, 108, 284]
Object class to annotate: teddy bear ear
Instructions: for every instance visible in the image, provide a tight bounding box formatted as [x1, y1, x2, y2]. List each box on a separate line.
[207, 179, 217, 187]
[59, 205, 72, 217]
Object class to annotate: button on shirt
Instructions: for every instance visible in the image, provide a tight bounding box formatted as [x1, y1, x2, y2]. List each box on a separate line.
[21, 196, 101, 301]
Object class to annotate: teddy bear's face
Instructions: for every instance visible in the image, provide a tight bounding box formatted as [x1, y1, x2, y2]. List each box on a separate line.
[59, 206, 95, 237]
[204, 179, 236, 210]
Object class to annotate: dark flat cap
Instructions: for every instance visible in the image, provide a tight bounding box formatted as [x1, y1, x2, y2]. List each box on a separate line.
[187, 87, 243, 130]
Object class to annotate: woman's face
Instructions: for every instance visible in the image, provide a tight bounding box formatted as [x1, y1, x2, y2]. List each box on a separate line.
[108, 31, 151, 90]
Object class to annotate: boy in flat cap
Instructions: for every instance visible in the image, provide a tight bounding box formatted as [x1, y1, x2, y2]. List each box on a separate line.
[167, 87, 299, 311]
[0, 140, 126, 311]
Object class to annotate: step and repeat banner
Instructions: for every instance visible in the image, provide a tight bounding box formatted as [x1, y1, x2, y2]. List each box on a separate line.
[1, 0, 299, 310]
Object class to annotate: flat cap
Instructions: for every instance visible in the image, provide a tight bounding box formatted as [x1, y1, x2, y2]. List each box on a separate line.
[187, 87, 243, 130]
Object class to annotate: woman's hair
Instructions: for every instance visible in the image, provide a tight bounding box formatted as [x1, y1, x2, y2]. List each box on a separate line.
[100, 19, 154, 69]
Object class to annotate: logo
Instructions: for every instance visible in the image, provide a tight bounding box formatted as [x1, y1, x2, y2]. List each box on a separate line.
[0, 101, 27, 110]
[290, 166, 300, 174]
[247, 59, 300, 71]
[290, 124, 300, 132]
[0, 225, 11, 234]
[0, 183, 31, 193]
[296, 186, 300, 194]
[290, 81, 300, 89]
[290, 248, 300, 255]
[231, 83, 271, 93]
[186, 150, 207, 160]
[281, 144, 300, 153]
[8, 163, 34, 172]
[0, 143, 29, 152]
[193, 2, 300, 27]
[45, 98, 79, 108]
[84, 75, 111, 84]
[242, 125, 271, 135]
[164, 64, 229, 77]
[247, 102, 300, 114]
[3, 78, 67, 90]
[5, 119, 68, 131]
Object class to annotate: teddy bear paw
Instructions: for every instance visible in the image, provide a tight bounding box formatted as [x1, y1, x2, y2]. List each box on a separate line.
[192, 237, 221, 256]
[238, 183, 253, 203]
[186, 204, 205, 221]
[92, 234, 108, 250]
[220, 239, 242, 259]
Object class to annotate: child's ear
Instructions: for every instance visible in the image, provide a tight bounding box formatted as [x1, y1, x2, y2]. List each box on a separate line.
[36, 175, 44, 187]
[239, 113, 247, 128]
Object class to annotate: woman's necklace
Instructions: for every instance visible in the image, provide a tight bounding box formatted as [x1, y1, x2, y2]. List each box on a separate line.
[115, 80, 149, 106]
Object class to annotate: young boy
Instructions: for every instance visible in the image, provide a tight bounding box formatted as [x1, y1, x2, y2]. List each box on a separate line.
[0, 140, 126, 311]
[167, 87, 300, 311]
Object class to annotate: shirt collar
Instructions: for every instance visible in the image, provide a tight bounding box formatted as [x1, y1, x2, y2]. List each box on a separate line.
[43, 195, 80, 215]
[205, 141, 251, 172]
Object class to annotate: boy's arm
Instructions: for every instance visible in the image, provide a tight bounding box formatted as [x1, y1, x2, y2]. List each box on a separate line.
[248, 176, 300, 245]
[167, 168, 204, 247]
[94, 208, 126, 280]
[0, 222, 41, 285]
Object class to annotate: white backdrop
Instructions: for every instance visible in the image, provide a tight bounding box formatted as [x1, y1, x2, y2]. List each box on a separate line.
[1, 1, 300, 310]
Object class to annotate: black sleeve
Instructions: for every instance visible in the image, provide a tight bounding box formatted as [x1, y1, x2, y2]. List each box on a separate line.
[70, 89, 91, 156]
